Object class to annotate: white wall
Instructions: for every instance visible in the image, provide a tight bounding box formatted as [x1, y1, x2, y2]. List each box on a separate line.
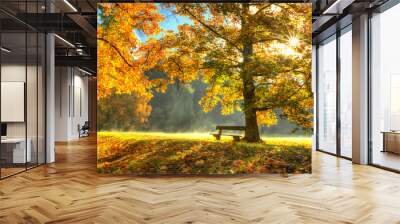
[55, 67, 89, 141]
[1, 65, 26, 138]
[0, 65, 42, 137]
[55, 66, 70, 141]
[72, 72, 89, 138]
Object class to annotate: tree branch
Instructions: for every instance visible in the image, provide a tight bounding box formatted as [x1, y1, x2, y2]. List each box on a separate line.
[252, 68, 302, 77]
[254, 83, 309, 111]
[171, 58, 185, 76]
[97, 37, 135, 68]
[255, 106, 272, 111]
[254, 37, 281, 43]
[253, 4, 271, 17]
[180, 6, 242, 52]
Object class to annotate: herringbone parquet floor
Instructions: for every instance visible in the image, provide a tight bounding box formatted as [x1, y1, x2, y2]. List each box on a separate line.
[1, 136, 400, 224]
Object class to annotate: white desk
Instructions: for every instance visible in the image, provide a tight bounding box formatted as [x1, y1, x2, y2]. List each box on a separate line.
[1, 138, 31, 163]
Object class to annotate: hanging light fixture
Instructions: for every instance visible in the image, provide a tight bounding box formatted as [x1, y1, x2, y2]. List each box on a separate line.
[1, 47, 11, 53]
[63, 0, 78, 12]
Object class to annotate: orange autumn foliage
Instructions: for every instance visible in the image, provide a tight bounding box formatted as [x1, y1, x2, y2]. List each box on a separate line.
[97, 3, 165, 122]
[98, 3, 313, 134]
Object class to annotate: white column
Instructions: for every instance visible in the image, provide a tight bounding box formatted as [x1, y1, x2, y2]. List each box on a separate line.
[46, 32, 55, 163]
[55, 67, 74, 141]
[352, 14, 369, 164]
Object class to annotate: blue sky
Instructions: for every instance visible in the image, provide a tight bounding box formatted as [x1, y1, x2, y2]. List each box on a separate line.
[98, 4, 194, 42]
[135, 4, 193, 42]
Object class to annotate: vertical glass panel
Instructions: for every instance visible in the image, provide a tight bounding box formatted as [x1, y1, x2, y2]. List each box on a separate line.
[318, 36, 337, 154]
[371, 4, 400, 171]
[312, 45, 317, 151]
[0, 1, 46, 178]
[38, 32, 46, 165]
[27, 30, 38, 169]
[27, 0, 39, 169]
[340, 28, 352, 158]
[1, 30, 27, 177]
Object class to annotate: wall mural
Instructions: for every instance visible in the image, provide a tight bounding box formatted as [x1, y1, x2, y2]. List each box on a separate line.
[97, 3, 313, 175]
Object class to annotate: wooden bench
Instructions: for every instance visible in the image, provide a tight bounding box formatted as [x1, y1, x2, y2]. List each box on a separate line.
[212, 125, 245, 141]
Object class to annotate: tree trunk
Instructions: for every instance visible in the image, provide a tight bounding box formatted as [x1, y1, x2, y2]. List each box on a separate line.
[241, 46, 261, 142]
[242, 91, 261, 142]
[241, 4, 261, 142]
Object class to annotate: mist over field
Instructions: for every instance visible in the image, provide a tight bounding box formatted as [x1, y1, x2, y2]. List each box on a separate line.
[98, 78, 310, 136]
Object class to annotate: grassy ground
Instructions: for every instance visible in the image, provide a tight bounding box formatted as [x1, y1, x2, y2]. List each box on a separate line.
[97, 132, 311, 175]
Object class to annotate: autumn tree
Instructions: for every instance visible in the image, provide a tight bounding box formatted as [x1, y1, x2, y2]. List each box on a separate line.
[157, 3, 312, 142]
[98, 3, 312, 142]
[97, 3, 166, 122]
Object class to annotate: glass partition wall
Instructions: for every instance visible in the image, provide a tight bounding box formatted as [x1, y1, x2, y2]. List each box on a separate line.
[370, 3, 400, 171]
[0, 30, 27, 177]
[316, 26, 352, 159]
[315, 1, 400, 171]
[339, 27, 352, 159]
[0, 1, 46, 179]
[317, 35, 337, 155]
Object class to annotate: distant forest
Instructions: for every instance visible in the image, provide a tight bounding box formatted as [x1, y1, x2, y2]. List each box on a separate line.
[98, 78, 309, 136]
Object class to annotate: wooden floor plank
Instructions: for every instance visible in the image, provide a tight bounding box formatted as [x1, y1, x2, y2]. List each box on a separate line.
[0, 136, 399, 223]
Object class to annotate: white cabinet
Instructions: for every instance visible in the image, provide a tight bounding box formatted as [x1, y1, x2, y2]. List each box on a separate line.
[1, 138, 32, 163]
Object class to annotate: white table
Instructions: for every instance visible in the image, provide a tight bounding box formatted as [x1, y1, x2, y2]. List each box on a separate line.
[1, 138, 32, 163]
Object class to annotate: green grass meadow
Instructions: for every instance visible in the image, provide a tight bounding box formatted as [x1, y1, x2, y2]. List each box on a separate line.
[97, 132, 311, 175]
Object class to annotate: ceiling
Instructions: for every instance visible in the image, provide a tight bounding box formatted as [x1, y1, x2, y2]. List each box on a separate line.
[311, 0, 391, 43]
[7, 0, 394, 72]
[0, 0, 98, 74]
